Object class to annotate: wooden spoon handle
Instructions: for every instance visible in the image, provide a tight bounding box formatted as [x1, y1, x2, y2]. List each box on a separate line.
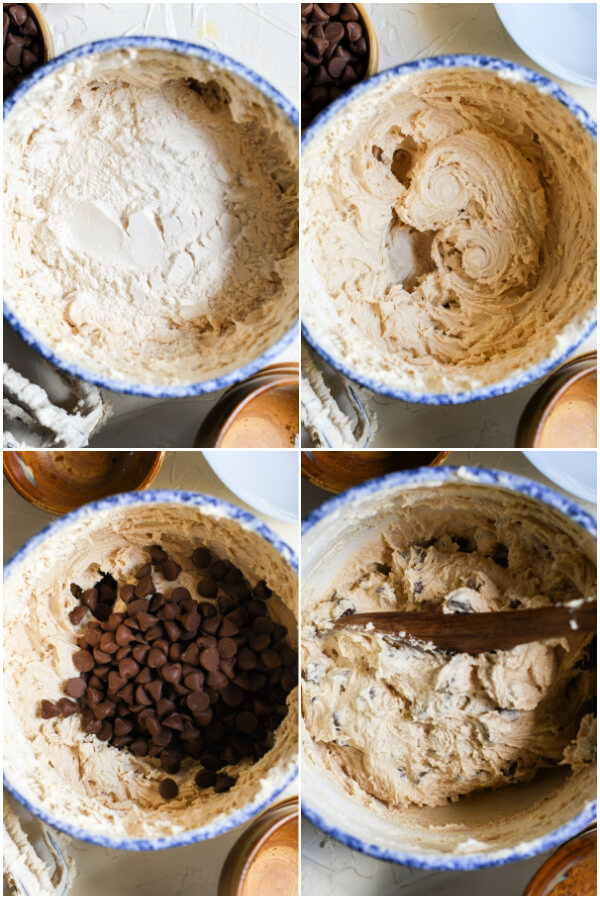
[333, 600, 597, 653]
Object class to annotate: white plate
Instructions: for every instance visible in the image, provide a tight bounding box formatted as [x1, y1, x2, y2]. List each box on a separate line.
[495, 3, 597, 87]
[203, 450, 298, 523]
[524, 450, 597, 502]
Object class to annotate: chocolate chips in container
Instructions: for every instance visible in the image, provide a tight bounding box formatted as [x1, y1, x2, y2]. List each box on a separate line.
[301, 3, 369, 128]
[40, 544, 298, 802]
[3, 4, 46, 97]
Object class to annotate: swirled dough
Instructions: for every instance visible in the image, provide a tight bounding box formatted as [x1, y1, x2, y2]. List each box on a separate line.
[302, 485, 596, 811]
[4, 48, 298, 388]
[4, 502, 297, 839]
[302, 67, 596, 395]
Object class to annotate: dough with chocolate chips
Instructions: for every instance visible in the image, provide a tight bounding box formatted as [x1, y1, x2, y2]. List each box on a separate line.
[302, 485, 596, 810]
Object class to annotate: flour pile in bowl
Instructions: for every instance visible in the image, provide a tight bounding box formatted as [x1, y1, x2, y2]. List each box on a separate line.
[4, 47, 298, 389]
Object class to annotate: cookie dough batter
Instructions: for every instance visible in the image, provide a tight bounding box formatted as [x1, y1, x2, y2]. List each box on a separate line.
[4, 48, 298, 388]
[302, 67, 596, 395]
[4, 501, 297, 839]
[302, 484, 596, 811]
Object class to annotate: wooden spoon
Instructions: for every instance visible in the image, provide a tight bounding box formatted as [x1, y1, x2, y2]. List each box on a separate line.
[332, 599, 597, 653]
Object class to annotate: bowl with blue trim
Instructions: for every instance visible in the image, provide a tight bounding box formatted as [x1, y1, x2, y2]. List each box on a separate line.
[3, 490, 298, 849]
[302, 466, 596, 868]
[301, 55, 596, 405]
[4, 37, 298, 398]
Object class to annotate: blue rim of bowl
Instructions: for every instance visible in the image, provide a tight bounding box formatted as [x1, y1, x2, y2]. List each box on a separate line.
[301, 53, 597, 406]
[3, 489, 298, 851]
[301, 465, 597, 870]
[3, 36, 299, 399]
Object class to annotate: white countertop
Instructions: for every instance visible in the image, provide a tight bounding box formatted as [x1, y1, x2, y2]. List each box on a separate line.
[4, 2, 299, 449]
[302, 2, 596, 449]
[300, 449, 596, 896]
[3, 450, 298, 896]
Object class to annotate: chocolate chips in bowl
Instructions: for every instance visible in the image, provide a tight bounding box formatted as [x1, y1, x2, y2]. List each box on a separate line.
[42, 545, 298, 802]
[301, 3, 378, 128]
[3, 4, 52, 97]
[4, 495, 298, 847]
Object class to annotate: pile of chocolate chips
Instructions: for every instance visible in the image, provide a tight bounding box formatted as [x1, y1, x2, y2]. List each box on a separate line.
[301, 3, 368, 127]
[3, 4, 44, 97]
[41, 545, 297, 801]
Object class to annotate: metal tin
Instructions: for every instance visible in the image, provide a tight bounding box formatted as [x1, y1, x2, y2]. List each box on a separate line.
[195, 364, 299, 448]
[218, 796, 298, 896]
[516, 352, 596, 448]
[301, 450, 449, 493]
[524, 825, 597, 895]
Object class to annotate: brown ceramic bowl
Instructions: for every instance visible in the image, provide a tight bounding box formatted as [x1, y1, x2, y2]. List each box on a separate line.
[516, 352, 597, 448]
[3, 450, 165, 515]
[218, 796, 298, 896]
[195, 365, 299, 448]
[301, 450, 449, 493]
[524, 825, 596, 895]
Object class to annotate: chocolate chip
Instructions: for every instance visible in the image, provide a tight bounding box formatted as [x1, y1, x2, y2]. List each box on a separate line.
[149, 544, 168, 564]
[159, 778, 178, 800]
[148, 648, 168, 668]
[238, 648, 258, 670]
[161, 663, 182, 684]
[199, 647, 220, 671]
[58, 697, 79, 716]
[69, 605, 88, 626]
[118, 657, 139, 680]
[217, 637, 237, 659]
[73, 649, 95, 672]
[65, 677, 86, 698]
[162, 559, 181, 581]
[195, 768, 217, 788]
[171, 586, 191, 605]
[192, 547, 212, 569]
[210, 560, 228, 580]
[120, 584, 135, 603]
[222, 684, 244, 706]
[137, 612, 159, 631]
[198, 577, 218, 598]
[41, 699, 60, 719]
[214, 773, 236, 793]
[187, 690, 210, 713]
[135, 575, 155, 597]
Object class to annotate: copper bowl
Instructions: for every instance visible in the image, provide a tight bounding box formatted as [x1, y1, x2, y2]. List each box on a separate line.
[195, 364, 299, 448]
[301, 450, 449, 493]
[218, 796, 298, 896]
[516, 352, 596, 448]
[3, 450, 165, 515]
[524, 825, 596, 896]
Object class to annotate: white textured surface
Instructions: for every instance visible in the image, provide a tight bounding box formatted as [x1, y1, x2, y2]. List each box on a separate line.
[4, 3, 299, 448]
[301, 450, 596, 896]
[3, 450, 298, 896]
[302, 2, 596, 449]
